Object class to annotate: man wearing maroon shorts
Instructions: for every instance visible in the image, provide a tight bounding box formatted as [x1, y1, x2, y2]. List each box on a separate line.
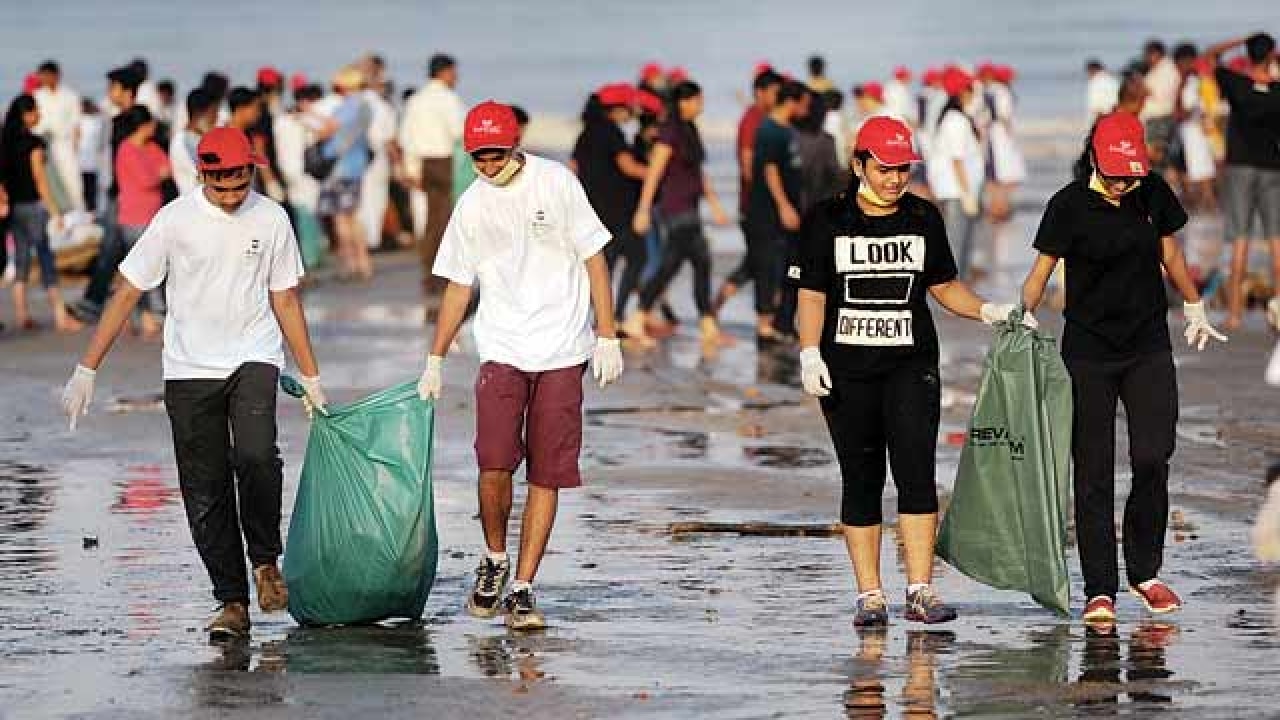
[418, 101, 623, 630]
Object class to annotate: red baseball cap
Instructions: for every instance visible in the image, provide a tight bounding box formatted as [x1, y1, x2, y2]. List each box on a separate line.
[923, 67, 942, 86]
[893, 66, 912, 82]
[668, 66, 690, 83]
[640, 62, 664, 81]
[861, 81, 885, 103]
[635, 90, 665, 116]
[994, 64, 1015, 84]
[855, 116, 921, 166]
[1228, 56, 1251, 74]
[196, 127, 266, 171]
[941, 67, 974, 97]
[976, 61, 997, 79]
[597, 82, 637, 108]
[1092, 111, 1149, 177]
[754, 61, 774, 77]
[290, 72, 309, 93]
[23, 73, 40, 94]
[463, 100, 520, 153]
[257, 66, 283, 87]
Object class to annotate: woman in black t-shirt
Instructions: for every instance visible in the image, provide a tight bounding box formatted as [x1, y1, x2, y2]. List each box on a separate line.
[1021, 112, 1226, 625]
[792, 116, 1025, 628]
[571, 84, 648, 322]
[0, 94, 82, 332]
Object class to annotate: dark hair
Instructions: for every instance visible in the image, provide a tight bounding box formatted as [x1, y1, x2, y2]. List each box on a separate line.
[429, 53, 456, 77]
[200, 72, 230, 100]
[753, 70, 783, 92]
[295, 84, 324, 103]
[511, 105, 529, 127]
[1085, 58, 1105, 73]
[368, 53, 386, 70]
[671, 80, 702, 102]
[1172, 42, 1198, 63]
[129, 57, 149, 79]
[808, 55, 826, 76]
[1072, 118, 1101, 183]
[1144, 39, 1166, 57]
[823, 89, 843, 111]
[38, 60, 59, 75]
[778, 80, 807, 105]
[228, 86, 260, 112]
[81, 97, 99, 114]
[107, 66, 142, 92]
[1246, 32, 1276, 64]
[156, 79, 175, 98]
[203, 165, 253, 181]
[795, 89, 826, 133]
[2, 95, 38, 151]
[186, 87, 217, 116]
[580, 93, 608, 125]
[122, 105, 153, 135]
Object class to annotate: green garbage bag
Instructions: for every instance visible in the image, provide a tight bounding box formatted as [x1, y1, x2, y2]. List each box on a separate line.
[280, 378, 438, 626]
[935, 308, 1073, 616]
[452, 140, 476, 202]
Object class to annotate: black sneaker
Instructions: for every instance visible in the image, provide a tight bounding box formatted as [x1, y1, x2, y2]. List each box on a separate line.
[503, 587, 546, 631]
[466, 557, 510, 619]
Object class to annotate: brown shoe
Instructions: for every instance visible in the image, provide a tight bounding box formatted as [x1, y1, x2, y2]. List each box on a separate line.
[253, 563, 289, 613]
[207, 602, 251, 641]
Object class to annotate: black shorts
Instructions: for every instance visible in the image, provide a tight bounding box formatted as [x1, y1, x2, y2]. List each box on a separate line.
[819, 362, 941, 526]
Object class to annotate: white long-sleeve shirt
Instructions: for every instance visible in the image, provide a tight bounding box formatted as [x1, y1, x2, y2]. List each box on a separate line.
[399, 79, 463, 160]
[34, 85, 82, 143]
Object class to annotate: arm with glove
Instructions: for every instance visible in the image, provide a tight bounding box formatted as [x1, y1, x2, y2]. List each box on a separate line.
[1160, 235, 1226, 351]
[796, 289, 832, 397]
[271, 287, 326, 416]
[418, 281, 475, 400]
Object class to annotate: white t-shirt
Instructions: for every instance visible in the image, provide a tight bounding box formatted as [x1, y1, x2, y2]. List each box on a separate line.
[1086, 72, 1120, 121]
[884, 80, 916, 127]
[169, 129, 201, 195]
[926, 109, 984, 201]
[119, 189, 305, 380]
[432, 154, 611, 372]
[1143, 58, 1181, 119]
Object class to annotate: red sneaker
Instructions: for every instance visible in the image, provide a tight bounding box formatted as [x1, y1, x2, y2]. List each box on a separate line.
[1082, 595, 1117, 623]
[1130, 579, 1182, 614]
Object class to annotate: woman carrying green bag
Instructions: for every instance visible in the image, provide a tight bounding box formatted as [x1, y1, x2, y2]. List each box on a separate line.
[1021, 112, 1227, 625]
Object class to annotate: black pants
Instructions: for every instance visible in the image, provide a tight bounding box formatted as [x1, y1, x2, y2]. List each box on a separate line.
[605, 223, 647, 317]
[638, 211, 712, 317]
[164, 362, 284, 604]
[820, 363, 942, 526]
[1067, 351, 1178, 600]
[725, 220, 754, 288]
[744, 218, 794, 319]
[82, 172, 99, 213]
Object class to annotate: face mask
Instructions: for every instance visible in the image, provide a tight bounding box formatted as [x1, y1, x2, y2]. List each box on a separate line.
[475, 153, 523, 187]
[854, 167, 898, 208]
[1088, 170, 1140, 205]
[621, 119, 640, 137]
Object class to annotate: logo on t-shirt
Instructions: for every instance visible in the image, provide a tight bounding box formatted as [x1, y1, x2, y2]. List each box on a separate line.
[531, 209, 552, 238]
[245, 237, 262, 258]
[834, 308, 914, 346]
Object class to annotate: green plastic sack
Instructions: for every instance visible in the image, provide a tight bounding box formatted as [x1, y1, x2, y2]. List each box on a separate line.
[452, 140, 476, 201]
[281, 378, 438, 626]
[935, 309, 1073, 616]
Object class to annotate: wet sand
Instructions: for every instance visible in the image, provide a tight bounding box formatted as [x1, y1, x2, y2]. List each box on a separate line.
[3, 164, 1280, 717]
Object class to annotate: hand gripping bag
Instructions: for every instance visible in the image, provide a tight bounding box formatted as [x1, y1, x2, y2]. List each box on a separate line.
[935, 308, 1073, 615]
[281, 378, 438, 625]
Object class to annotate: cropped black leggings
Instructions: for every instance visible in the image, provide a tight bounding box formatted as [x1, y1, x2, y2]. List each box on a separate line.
[638, 210, 712, 317]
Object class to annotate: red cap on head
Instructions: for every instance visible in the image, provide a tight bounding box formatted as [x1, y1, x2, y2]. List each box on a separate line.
[635, 90, 665, 116]
[994, 64, 1015, 84]
[667, 66, 689, 83]
[976, 62, 997, 79]
[861, 81, 885, 103]
[941, 67, 974, 97]
[23, 73, 40, 94]
[196, 127, 266, 171]
[855, 116, 921, 166]
[754, 61, 774, 77]
[923, 68, 942, 86]
[257, 66, 283, 87]
[597, 82, 637, 107]
[290, 72, 309, 92]
[893, 66, 912, 82]
[1092, 111, 1150, 177]
[641, 62, 664, 81]
[1228, 56, 1251, 74]
[463, 100, 520, 153]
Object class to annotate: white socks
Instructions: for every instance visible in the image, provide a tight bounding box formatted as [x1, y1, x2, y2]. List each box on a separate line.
[511, 580, 532, 593]
[907, 583, 930, 595]
[486, 550, 509, 565]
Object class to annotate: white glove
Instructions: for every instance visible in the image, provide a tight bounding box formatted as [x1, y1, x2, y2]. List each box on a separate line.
[299, 375, 327, 418]
[799, 347, 832, 397]
[1183, 301, 1227, 351]
[418, 355, 444, 400]
[1266, 297, 1280, 332]
[979, 303, 1038, 329]
[61, 364, 96, 431]
[591, 337, 624, 389]
[961, 193, 980, 217]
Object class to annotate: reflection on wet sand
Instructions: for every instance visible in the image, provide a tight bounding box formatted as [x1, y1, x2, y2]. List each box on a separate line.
[844, 628, 956, 719]
[1075, 621, 1178, 712]
[282, 622, 441, 674]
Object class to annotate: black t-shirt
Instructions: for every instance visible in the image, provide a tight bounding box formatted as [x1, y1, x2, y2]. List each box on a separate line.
[790, 189, 958, 378]
[1214, 66, 1280, 169]
[0, 132, 46, 204]
[108, 112, 134, 198]
[748, 117, 803, 227]
[1033, 173, 1188, 361]
[572, 120, 640, 231]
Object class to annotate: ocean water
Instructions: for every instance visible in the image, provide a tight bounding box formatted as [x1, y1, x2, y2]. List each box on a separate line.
[2, 0, 1277, 124]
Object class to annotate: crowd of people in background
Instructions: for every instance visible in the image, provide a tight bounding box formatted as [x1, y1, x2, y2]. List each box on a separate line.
[0, 37, 1277, 347]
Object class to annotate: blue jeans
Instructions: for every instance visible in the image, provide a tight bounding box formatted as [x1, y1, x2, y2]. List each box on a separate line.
[940, 198, 978, 278]
[10, 203, 58, 289]
[120, 224, 166, 314]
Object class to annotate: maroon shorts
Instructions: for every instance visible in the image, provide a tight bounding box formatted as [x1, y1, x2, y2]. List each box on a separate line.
[474, 361, 586, 489]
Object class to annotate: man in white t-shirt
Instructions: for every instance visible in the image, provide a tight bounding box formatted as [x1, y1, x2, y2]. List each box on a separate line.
[417, 101, 623, 631]
[60, 128, 327, 642]
[1141, 40, 1182, 171]
[1085, 59, 1120, 122]
[170, 87, 219, 195]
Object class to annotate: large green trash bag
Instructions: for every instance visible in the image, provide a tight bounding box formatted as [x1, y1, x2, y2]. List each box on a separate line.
[935, 308, 1073, 615]
[452, 141, 476, 201]
[280, 378, 438, 626]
